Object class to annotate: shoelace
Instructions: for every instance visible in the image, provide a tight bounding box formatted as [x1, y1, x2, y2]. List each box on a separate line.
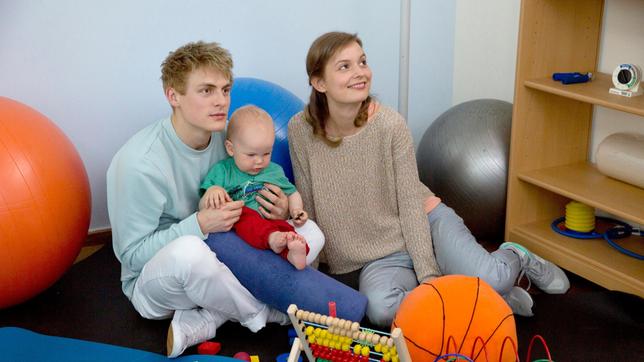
[516, 269, 533, 292]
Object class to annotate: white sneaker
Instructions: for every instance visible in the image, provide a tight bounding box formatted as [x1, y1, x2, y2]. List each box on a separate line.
[167, 308, 220, 358]
[501, 242, 570, 294]
[503, 286, 534, 317]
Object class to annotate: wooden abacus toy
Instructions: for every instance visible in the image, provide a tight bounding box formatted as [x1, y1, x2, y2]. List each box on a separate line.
[286, 304, 411, 362]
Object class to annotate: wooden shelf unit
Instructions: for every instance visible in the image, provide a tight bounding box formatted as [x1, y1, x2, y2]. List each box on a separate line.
[505, 0, 644, 297]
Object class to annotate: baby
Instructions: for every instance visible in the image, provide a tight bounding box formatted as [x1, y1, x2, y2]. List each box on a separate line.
[200, 105, 320, 270]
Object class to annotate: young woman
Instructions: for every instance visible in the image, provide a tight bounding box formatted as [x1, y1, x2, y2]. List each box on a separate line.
[287, 31, 569, 326]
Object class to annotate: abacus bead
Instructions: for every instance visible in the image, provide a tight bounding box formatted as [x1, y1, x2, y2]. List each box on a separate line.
[371, 334, 380, 344]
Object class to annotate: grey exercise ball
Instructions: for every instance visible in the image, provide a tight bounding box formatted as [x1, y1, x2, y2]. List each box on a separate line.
[417, 99, 512, 241]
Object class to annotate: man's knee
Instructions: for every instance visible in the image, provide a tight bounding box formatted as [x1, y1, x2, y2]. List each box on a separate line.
[166, 235, 208, 261]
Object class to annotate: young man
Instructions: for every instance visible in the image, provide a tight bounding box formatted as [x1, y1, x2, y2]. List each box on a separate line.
[106, 41, 291, 358]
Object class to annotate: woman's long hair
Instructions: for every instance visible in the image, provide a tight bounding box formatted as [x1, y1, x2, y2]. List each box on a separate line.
[304, 32, 371, 146]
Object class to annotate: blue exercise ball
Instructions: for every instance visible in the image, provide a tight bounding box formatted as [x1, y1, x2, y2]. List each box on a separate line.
[229, 77, 304, 183]
[417, 99, 512, 241]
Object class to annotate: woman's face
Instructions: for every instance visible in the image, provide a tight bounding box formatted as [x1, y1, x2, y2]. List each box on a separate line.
[314, 41, 372, 108]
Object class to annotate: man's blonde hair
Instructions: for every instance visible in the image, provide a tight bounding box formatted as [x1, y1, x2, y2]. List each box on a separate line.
[227, 105, 273, 141]
[161, 41, 233, 94]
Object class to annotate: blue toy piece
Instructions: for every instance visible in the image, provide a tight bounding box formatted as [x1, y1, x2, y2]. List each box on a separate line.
[276, 352, 302, 362]
[206, 232, 367, 322]
[0, 327, 235, 362]
[552, 72, 592, 84]
[229, 77, 303, 183]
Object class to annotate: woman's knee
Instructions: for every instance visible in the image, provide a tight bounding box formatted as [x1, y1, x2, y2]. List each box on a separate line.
[362, 287, 405, 326]
[364, 291, 401, 326]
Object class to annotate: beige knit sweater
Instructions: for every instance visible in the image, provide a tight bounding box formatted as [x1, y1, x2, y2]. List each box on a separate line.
[287, 105, 441, 282]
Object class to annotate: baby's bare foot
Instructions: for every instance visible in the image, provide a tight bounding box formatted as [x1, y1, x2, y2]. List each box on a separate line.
[268, 232, 288, 253]
[286, 233, 307, 270]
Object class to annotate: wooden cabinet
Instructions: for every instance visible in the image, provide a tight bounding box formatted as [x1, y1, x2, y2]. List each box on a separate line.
[505, 0, 644, 297]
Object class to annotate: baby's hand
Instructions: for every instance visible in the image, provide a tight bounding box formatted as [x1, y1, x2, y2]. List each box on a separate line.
[291, 209, 308, 227]
[201, 186, 231, 209]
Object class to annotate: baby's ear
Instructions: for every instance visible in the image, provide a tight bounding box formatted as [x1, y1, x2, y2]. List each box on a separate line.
[224, 139, 234, 157]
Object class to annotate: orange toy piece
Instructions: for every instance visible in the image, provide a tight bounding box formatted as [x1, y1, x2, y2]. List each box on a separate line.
[0, 97, 91, 309]
[392, 275, 518, 361]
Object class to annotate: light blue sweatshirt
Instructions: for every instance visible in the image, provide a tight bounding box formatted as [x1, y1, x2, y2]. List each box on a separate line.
[106, 117, 226, 298]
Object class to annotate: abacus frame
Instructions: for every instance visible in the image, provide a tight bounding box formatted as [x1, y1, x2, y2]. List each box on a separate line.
[286, 304, 411, 362]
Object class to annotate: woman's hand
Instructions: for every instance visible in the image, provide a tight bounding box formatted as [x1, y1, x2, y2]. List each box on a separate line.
[290, 209, 308, 227]
[256, 183, 289, 220]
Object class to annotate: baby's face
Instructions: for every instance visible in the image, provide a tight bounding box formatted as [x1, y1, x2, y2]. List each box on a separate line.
[229, 125, 275, 175]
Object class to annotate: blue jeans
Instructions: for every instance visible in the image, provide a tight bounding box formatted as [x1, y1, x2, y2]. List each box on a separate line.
[360, 203, 520, 326]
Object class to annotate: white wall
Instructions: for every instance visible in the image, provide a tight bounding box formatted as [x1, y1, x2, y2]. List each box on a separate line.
[590, 0, 644, 162]
[0, 0, 455, 231]
[452, 0, 520, 105]
[407, 1, 455, 145]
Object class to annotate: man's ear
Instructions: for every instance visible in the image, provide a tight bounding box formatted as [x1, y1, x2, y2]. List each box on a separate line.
[165, 87, 180, 107]
[310, 76, 326, 93]
[224, 139, 234, 157]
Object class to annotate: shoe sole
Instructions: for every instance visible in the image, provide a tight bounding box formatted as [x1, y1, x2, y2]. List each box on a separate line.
[166, 324, 173, 357]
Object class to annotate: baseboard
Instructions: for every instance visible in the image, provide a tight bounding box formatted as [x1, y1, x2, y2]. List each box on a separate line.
[86, 228, 111, 246]
[75, 229, 112, 264]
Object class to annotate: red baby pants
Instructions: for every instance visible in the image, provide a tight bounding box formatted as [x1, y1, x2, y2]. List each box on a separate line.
[233, 206, 309, 260]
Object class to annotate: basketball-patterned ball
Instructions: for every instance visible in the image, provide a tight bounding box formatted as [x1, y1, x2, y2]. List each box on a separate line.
[392, 275, 517, 361]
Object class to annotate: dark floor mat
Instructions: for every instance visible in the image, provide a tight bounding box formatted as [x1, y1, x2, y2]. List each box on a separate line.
[1, 246, 642, 360]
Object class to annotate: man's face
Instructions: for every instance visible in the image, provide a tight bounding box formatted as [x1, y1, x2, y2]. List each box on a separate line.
[170, 67, 231, 133]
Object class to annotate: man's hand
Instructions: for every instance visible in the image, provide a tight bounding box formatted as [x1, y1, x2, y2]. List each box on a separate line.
[197, 200, 244, 234]
[200, 186, 231, 210]
[256, 183, 289, 220]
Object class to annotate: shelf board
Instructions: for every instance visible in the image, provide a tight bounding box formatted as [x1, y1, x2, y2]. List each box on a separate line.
[524, 73, 644, 116]
[518, 162, 644, 225]
[510, 221, 644, 297]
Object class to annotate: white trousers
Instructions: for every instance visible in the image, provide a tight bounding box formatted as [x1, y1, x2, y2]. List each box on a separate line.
[130, 221, 324, 331]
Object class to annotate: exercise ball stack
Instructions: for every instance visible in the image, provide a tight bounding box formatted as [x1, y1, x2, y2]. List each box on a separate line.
[417, 99, 512, 241]
[0, 97, 91, 309]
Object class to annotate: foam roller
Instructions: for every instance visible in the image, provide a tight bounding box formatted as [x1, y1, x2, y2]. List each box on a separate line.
[206, 232, 367, 322]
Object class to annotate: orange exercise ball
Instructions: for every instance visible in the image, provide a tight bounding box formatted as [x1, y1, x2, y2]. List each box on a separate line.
[393, 275, 518, 361]
[0, 97, 91, 309]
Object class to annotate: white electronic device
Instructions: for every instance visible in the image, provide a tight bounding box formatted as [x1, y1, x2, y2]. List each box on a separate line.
[609, 63, 642, 97]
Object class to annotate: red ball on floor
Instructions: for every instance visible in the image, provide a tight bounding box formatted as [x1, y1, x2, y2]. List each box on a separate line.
[197, 341, 221, 355]
[233, 351, 251, 361]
